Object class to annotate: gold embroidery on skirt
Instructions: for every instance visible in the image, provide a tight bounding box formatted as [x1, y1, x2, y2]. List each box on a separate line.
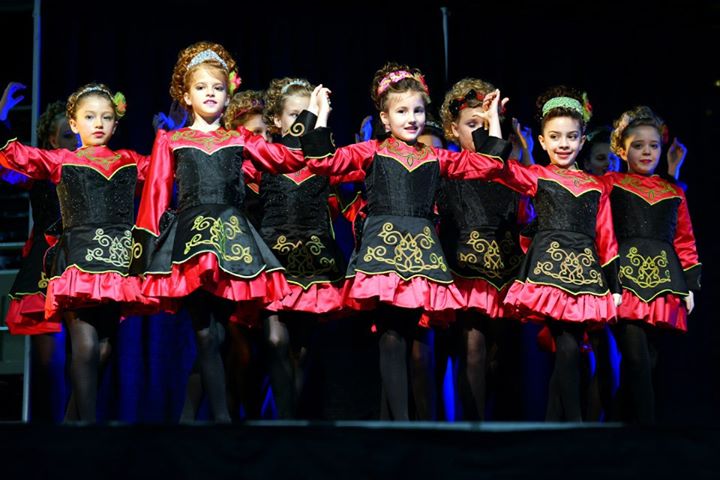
[37, 271, 49, 289]
[458, 231, 522, 278]
[620, 247, 671, 288]
[533, 241, 602, 286]
[131, 237, 143, 259]
[364, 222, 447, 274]
[272, 235, 337, 277]
[184, 215, 252, 263]
[85, 229, 132, 268]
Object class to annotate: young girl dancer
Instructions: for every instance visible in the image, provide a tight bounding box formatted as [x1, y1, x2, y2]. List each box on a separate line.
[604, 106, 700, 424]
[1, 82, 151, 423]
[301, 63, 511, 420]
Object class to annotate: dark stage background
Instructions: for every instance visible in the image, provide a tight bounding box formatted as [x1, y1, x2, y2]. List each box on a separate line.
[1, 1, 719, 424]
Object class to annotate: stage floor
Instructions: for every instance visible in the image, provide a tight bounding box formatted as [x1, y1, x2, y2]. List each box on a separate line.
[2, 421, 719, 478]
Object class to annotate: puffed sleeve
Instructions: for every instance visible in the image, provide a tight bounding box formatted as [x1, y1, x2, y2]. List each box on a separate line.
[301, 127, 377, 176]
[492, 160, 540, 197]
[131, 130, 174, 273]
[674, 189, 701, 290]
[595, 182, 621, 294]
[437, 132, 510, 180]
[0, 125, 64, 182]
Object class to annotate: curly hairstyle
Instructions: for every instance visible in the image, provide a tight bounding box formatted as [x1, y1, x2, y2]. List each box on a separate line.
[440, 77, 496, 141]
[535, 85, 589, 132]
[37, 100, 67, 149]
[169, 41, 237, 110]
[370, 62, 431, 112]
[223, 90, 265, 130]
[262, 77, 314, 135]
[66, 82, 120, 121]
[610, 106, 665, 155]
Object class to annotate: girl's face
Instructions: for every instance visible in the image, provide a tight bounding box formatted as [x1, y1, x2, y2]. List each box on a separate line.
[68, 94, 117, 147]
[585, 142, 619, 175]
[242, 113, 270, 141]
[538, 116, 585, 168]
[618, 125, 662, 176]
[380, 90, 426, 143]
[183, 66, 229, 124]
[52, 115, 79, 150]
[451, 106, 486, 152]
[274, 94, 309, 136]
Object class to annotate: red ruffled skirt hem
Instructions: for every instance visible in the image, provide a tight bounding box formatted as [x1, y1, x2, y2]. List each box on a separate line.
[5, 294, 62, 335]
[504, 281, 616, 323]
[617, 290, 687, 331]
[343, 272, 465, 312]
[453, 276, 514, 319]
[45, 267, 157, 323]
[265, 281, 344, 314]
[141, 252, 290, 304]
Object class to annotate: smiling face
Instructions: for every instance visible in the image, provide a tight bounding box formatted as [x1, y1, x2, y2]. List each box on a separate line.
[183, 65, 229, 125]
[68, 94, 117, 147]
[538, 116, 585, 168]
[618, 125, 662, 176]
[379, 90, 426, 143]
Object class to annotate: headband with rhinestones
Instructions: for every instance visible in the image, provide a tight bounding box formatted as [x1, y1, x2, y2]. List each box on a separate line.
[281, 79, 311, 95]
[376, 70, 429, 96]
[188, 49, 228, 70]
[76, 86, 126, 118]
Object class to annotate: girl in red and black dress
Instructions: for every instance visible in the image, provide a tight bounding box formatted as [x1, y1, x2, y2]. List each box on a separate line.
[492, 86, 622, 421]
[436, 78, 531, 420]
[603, 106, 700, 424]
[0, 83, 151, 423]
[131, 42, 309, 423]
[301, 63, 511, 420]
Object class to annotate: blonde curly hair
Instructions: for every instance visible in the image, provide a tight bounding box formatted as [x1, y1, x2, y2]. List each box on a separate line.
[262, 77, 314, 135]
[223, 90, 265, 130]
[169, 41, 237, 111]
[439, 78, 496, 141]
[610, 106, 665, 155]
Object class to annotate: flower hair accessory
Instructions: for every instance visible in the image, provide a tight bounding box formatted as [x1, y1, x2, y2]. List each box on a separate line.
[112, 92, 127, 118]
[581, 92, 592, 123]
[541, 96, 587, 120]
[377, 70, 429, 96]
[228, 70, 242, 95]
[188, 49, 228, 70]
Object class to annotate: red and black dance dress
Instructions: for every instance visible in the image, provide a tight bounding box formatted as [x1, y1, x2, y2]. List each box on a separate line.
[602, 172, 700, 330]
[495, 162, 620, 323]
[2, 172, 62, 334]
[0, 132, 152, 324]
[437, 136, 530, 318]
[246, 118, 360, 314]
[131, 121, 309, 323]
[300, 128, 509, 313]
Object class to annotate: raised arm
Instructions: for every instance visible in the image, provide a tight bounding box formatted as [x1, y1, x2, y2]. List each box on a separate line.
[301, 127, 376, 177]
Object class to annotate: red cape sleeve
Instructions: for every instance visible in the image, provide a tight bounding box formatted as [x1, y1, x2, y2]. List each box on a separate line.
[437, 147, 505, 181]
[241, 126, 305, 174]
[493, 160, 539, 197]
[242, 160, 262, 185]
[301, 127, 376, 176]
[674, 188, 701, 290]
[134, 130, 174, 237]
[0, 139, 64, 183]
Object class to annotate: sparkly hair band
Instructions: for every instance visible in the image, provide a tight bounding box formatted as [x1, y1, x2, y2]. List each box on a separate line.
[376, 70, 429, 96]
[542, 94, 592, 122]
[77, 86, 126, 118]
[281, 79, 311, 95]
[188, 49, 228, 70]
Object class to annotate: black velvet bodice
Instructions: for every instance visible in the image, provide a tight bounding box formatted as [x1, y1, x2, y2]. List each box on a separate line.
[438, 179, 519, 231]
[534, 180, 599, 238]
[174, 147, 245, 211]
[365, 155, 439, 218]
[56, 166, 136, 229]
[611, 189, 679, 244]
[29, 180, 60, 231]
[260, 173, 330, 230]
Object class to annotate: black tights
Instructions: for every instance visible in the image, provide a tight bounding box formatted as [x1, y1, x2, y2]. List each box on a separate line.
[545, 321, 585, 422]
[64, 305, 118, 423]
[584, 327, 615, 422]
[612, 321, 656, 424]
[457, 315, 488, 421]
[30, 333, 63, 423]
[377, 306, 435, 421]
[264, 312, 315, 419]
[183, 290, 234, 423]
